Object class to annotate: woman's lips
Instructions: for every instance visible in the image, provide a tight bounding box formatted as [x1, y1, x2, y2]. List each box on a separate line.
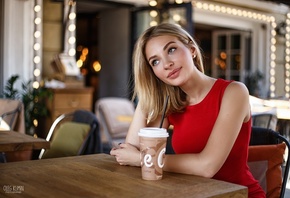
[167, 67, 181, 79]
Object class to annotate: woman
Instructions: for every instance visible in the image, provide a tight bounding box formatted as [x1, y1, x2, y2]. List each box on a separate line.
[110, 23, 265, 197]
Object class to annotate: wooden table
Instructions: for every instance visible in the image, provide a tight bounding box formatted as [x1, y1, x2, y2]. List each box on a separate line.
[0, 154, 248, 197]
[0, 130, 50, 152]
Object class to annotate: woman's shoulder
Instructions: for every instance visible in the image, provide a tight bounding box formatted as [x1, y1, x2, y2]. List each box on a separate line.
[224, 80, 249, 101]
[215, 78, 248, 92]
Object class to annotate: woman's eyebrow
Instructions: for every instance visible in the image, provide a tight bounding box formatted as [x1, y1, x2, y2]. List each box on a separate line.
[163, 41, 175, 51]
[147, 41, 176, 62]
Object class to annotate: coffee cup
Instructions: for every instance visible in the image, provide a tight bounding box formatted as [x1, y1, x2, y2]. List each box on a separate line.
[138, 127, 169, 180]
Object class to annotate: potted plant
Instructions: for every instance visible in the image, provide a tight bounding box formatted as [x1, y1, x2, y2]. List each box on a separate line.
[245, 70, 264, 97]
[0, 75, 52, 136]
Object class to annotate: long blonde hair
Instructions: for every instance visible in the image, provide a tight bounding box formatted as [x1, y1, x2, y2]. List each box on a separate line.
[132, 23, 204, 122]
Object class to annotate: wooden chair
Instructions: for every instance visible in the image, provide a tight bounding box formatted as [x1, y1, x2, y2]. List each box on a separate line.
[248, 126, 290, 198]
[39, 110, 102, 159]
[95, 97, 135, 152]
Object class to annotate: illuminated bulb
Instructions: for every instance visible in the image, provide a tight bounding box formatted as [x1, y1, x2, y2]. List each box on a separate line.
[33, 119, 38, 127]
[34, 69, 41, 77]
[68, 24, 76, 32]
[202, 3, 209, 10]
[173, 14, 181, 22]
[34, 31, 41, 38]
[69, 12, 76, 20]
[77, 60, 83, 67]
[150, 21, 158, 27]
[232, 9, 237, 15]
[175, 0, 183, 4]
[270, 76, 275, 83]
[34, 5, 41, 12]
[271, 29, 276, 36]
[215, 5, 221, 12]
[68, 48, 76, 56]
[34, 17, 41, 25]
[209, 4, 215, 11]
[150, 10, 158, 17]
[93, 61, 101, 72]
[271, 38, 276, 44]
[33, 81, 40, 89]
[252, 13, 257, 19]
[68, 36, 76, 44]
[34, 43, 40, 50]
[270, 53, 276, 60]
[271, 45, 276, 52]
[80, 55, 86, 61]
[34, 56, 40, 64]
[226, 7, 232, 14]
[149, 0, 157, 7]
[82, 48, 89, 55]
[221, 6, 226, 13]
[270, 85, 275, 91]
[270, 61, 276, 67]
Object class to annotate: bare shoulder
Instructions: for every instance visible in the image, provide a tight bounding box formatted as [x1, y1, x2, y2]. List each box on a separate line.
[226, 81, 249, 96]
[223, 81, 249, 105]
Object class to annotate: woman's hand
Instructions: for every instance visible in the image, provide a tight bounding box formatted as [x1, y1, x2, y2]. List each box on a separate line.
[110, 143, 141, 167]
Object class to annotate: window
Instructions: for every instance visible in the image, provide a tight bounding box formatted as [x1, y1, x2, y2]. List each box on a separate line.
[212, 30, 251, 82]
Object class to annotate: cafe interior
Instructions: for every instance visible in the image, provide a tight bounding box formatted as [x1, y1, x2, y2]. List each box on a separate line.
[1, 0, 290, 197]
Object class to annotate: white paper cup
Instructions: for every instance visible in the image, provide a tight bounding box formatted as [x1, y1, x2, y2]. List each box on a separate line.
[138, 128, 169, 180]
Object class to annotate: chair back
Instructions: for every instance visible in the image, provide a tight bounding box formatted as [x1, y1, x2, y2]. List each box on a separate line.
[252, 113, 278, 130]
[0, 99, 25, 132]
[95, 97, 135, 149]
[39, 110, 102, 159]
[248, 126, 290, 198]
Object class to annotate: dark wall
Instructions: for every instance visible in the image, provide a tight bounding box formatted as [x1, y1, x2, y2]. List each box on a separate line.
[98, 8, 131, 99]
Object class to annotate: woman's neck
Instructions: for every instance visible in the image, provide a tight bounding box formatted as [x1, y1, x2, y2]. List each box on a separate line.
[181, 74, 216, 105]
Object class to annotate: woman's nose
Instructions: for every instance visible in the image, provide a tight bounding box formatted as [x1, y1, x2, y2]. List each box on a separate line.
[163, 58, 173, 69]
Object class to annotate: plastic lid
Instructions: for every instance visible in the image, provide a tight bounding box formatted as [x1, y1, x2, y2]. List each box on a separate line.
[138, 127, 169, 138]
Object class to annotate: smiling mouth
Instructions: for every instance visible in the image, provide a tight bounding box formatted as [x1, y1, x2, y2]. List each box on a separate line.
[167, 67, 181, 78]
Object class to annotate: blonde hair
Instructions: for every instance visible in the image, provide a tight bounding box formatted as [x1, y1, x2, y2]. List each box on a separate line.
[132, 23, 204, 122]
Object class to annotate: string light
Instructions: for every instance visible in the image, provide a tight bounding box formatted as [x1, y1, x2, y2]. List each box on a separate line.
[64, 0, 76, 57]
[33, 0, 42, 84]
[284, 13, 290, 98]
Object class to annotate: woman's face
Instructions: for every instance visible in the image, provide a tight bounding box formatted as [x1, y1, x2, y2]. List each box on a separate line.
[145, 35, 196, 87]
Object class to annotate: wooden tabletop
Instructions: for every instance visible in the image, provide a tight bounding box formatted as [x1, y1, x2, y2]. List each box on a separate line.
[0, 154, 248, 197]
[0, 131, 50, 152]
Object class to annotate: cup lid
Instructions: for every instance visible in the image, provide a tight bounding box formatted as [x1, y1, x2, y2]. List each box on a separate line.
[138, 127, 169, 138]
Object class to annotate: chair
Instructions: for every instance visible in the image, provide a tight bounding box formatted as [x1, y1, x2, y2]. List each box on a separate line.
[0, 99, 24, 132]
[248, 126, 290, 198]
[0, 99, 31, 162]
[252, 113, 278, 130]
[95, 97, 135, 152]
[39, 110, 102, 159]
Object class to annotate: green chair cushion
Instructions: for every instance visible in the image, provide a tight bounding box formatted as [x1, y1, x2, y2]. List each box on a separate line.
[42, 122, 90, 159]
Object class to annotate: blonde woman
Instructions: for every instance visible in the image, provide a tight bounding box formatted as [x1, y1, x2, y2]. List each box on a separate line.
[110, 23, 265, 198]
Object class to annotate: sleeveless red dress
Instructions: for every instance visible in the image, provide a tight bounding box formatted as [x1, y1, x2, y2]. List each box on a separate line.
[168, 78, 265, 198]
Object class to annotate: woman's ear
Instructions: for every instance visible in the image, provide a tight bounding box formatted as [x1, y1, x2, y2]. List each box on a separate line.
[191, 47, 196, 58]
[188, 41, 196, 57]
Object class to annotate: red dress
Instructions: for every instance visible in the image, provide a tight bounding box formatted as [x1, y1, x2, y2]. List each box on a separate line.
[168, 78, 265, 198]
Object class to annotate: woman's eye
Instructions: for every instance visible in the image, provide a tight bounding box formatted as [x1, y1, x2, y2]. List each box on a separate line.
[168, 47, 176, 54]
[151, 59, 159, 66]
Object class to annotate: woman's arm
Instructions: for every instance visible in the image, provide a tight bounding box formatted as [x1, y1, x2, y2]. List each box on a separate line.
[164, 82, 251, 178]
